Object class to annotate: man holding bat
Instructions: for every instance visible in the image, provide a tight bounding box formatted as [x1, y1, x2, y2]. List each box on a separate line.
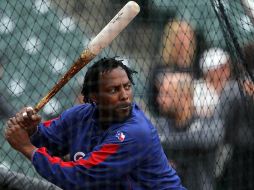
[5, 57, 186, 190]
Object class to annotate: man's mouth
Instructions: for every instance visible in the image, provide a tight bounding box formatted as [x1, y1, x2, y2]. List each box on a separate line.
[117, 103, 131, 110]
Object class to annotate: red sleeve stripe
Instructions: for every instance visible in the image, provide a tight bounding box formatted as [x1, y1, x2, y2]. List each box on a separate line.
[36, 144, 120, 169]
[42, 117, 59, 127]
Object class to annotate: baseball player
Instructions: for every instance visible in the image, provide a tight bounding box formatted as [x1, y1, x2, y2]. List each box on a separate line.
[5, 57, 186, 190]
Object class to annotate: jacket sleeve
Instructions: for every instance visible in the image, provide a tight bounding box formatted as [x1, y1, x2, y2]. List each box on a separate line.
[31, 128, 147, 190]
[30, 112, 69, 156]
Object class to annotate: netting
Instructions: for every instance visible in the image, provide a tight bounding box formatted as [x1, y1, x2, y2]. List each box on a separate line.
[0, 0, 253, 189]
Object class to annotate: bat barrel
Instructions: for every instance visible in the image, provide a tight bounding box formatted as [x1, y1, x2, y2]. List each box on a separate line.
[88, 1, 140, 55]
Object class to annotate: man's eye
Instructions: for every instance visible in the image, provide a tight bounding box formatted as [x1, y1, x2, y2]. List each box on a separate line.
[109, 88, 116, 93]
[125, 84, 131, 90]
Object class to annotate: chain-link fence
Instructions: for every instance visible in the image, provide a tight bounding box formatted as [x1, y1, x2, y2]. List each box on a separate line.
[0, 0, 253, 189]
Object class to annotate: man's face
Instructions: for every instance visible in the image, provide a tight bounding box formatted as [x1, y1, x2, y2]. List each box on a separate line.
[173, 26, 195, 68]
[163, 22, 195, 68]
[95, 66, 133, 122]
[156, 75, 179, 118]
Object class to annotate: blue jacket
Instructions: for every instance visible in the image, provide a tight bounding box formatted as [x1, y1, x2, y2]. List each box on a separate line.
[31, 103, 186, 190]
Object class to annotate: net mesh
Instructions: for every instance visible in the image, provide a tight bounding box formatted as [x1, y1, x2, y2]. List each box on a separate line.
[0, 0, 253, 189]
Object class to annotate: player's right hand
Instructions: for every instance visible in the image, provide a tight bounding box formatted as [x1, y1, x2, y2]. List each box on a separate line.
[7, 107, 41, 136]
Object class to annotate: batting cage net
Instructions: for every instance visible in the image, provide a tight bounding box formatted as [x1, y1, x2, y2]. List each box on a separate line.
[0, 0, 253, 189]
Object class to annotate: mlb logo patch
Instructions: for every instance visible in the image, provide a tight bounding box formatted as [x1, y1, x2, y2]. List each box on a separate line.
[115, 131, 125, 142]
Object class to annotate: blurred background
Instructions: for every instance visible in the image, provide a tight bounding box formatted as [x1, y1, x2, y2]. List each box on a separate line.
[0, 0, 253, 189]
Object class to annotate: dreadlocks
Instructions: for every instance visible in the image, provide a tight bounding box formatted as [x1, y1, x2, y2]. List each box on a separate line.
[81, 57, 137, 103]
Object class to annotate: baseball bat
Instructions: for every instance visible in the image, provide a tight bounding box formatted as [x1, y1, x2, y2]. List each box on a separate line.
[34, 1, 140, 112]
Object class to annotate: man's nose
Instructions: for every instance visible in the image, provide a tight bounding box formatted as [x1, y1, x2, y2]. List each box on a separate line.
[119, 88, 129, 100]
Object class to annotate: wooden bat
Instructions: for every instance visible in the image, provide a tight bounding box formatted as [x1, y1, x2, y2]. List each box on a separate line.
[34, 1, 140, 112]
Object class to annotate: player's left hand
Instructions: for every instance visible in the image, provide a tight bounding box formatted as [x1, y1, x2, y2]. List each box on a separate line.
[4, 123, 34, 155]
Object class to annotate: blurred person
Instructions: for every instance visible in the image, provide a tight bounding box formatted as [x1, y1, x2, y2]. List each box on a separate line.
[218, 86, 254, 190]
[241, 41, 254, 98]
[155, 70, 224, 190]
[199, 47, 237, 178]
[216, 42, 254, 190]
[199, 47, 233, 96]
[161, 20, 196, 69]
[160, 19, 206, 79]
[194, 47, 236, 117]
[4, 57, 186, 190]
[156, 72, 194, 128]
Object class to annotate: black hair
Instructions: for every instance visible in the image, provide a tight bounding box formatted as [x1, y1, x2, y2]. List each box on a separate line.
[81, 57, 137, 103]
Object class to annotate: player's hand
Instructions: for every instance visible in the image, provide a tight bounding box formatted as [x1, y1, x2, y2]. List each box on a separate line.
[5, 125, 37, 160]
[7, 107, 41, 136]
[243, 80, 254, 97]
